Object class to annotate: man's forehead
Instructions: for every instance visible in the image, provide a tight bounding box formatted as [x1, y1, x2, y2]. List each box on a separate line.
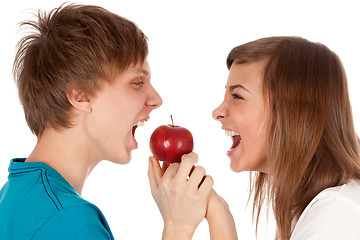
[133, 67, 150, 76]
[130, 60, 151, 75]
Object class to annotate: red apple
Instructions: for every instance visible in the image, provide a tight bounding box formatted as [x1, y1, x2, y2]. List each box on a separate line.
[150, 116, 194, 163]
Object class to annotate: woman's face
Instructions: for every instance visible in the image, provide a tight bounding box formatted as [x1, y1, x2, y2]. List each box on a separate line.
[212, 60, 270, 173]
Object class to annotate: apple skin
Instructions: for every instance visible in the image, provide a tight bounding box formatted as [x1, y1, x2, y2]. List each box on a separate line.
[150, 124, 194, 163]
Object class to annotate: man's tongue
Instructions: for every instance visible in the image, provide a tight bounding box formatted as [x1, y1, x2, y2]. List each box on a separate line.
[132, 125, 138, 136]
[231, 135, 241, 150]
[130, 125, 138, 150]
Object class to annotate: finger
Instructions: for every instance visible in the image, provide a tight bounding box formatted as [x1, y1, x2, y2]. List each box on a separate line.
[147, 157, 158, 194]
[161, 162, 171, 175]
[199, 175, 214, 196]
[188, 166, 206, 188]
[198, 176, 206, 188]
[150, 156, 162, 185]
[188, 165, 196, 177]
[176, 152, 199, 181]
[162, 162, 180, 179]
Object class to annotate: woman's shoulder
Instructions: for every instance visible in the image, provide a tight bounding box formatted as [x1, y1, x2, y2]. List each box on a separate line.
[290, 179, 360, 239]
[318, 179, 360, 202]
[304, 179, 360, 217]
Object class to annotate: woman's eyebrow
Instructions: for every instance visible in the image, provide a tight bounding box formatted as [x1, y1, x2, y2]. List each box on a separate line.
[226, 84, 251, 93]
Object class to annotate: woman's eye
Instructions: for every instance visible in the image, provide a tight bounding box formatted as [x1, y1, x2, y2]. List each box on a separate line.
[231, 93, 243, 100]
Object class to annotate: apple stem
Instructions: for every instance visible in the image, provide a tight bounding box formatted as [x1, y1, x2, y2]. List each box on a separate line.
[171, 115, 174, 126]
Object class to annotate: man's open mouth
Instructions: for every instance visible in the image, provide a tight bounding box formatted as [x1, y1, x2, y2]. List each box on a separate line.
[132, 120, 146, 136]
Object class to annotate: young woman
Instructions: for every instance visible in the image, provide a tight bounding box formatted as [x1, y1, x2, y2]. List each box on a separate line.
[148, 37, 360, 239]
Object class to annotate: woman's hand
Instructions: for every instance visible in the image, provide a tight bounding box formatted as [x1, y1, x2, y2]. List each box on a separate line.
[206, 189, 238, 240]
[148, 152, 214, 240]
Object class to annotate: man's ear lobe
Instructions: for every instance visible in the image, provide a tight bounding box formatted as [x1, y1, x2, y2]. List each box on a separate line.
[66, 86, 92, 113]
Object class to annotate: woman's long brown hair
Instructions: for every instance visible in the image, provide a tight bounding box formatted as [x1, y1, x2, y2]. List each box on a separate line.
[227, 37, 360, 239]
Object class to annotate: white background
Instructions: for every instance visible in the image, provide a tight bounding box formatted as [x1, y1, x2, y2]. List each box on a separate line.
[1, 0, 359, 239]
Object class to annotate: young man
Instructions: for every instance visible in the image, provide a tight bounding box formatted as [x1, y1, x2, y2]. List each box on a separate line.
[0, 4, 162, 239]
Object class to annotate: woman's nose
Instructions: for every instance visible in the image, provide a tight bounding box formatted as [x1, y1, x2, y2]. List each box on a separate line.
[212, 103, 226, 121]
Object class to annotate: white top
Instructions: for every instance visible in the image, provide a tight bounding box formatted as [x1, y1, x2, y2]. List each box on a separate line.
[290, 180, 360, 239]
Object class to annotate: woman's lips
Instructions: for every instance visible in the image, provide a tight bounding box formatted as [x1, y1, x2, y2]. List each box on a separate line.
[230, 135, 241, 150]
[224, 129, 241, 156]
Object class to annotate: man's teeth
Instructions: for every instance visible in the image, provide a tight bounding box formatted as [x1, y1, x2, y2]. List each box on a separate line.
[225, 130, 240, 136]
[135, 120, 145, 127]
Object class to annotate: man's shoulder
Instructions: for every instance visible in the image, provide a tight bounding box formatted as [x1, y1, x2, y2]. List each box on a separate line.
[0, 164, 113, 240]
[31, 194, 113, 239]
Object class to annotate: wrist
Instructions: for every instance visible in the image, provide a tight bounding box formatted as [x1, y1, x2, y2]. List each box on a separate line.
[206, 209, 234, 226]
[206, 199, 233, 224]
[162, 222, 195, 240]
[206, 209, 238, 240]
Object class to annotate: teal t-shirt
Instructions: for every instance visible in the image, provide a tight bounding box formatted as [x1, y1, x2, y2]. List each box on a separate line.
[0, 158, 114, 240]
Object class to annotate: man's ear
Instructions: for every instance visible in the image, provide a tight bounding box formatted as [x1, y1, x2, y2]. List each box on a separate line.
[66, 85, 92, 113]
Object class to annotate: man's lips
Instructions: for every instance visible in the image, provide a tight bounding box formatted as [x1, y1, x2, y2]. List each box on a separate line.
[132, 125, 137, 136]
[132, 118, 149, 137]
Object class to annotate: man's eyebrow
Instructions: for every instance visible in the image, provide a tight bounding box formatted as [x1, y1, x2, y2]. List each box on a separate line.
[226, 84, 250, 93]
[134, 68, 150, 76]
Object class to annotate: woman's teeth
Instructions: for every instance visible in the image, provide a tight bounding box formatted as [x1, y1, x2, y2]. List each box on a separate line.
[224, 130, 241, 152]
[225, 130, 240, 136]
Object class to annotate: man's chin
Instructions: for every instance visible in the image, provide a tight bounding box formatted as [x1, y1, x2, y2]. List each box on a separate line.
[108, 151, 132, 165]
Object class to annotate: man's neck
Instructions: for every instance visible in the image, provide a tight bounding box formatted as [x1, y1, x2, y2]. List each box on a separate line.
[26, 127, 100, 195]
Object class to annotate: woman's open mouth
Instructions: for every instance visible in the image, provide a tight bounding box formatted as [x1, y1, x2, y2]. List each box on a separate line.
[225, 130, 241, 154]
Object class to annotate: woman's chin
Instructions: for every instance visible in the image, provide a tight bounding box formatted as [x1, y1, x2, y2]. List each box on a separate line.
[228, 146, 245, 172]
[229, 156, 245, 172]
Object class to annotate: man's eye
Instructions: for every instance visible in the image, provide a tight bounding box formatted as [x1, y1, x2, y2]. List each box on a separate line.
[134, 81, 144, 86]
[231, 93, 243, 100]
[133, 77, 144, 87]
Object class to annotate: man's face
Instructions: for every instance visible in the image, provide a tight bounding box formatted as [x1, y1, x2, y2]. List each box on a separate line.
[85, 59, 162, 164]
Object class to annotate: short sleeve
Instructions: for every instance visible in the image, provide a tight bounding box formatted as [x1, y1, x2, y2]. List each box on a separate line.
[290, 192, 360, 240]
[32, 204, 113, 240]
